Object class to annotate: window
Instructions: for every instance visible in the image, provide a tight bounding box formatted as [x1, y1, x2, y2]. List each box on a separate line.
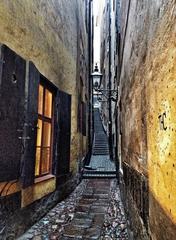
[35, 83, 54, 177]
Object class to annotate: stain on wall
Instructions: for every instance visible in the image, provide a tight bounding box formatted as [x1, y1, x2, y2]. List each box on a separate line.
[119, 0, 176, 238]
[22, 177, 56, 208]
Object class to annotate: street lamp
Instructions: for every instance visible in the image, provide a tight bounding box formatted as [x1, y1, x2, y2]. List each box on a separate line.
[91, 63, 103, 90]
[91, 64, 118, 102]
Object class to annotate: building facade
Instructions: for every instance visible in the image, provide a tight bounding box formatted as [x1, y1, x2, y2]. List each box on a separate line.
[0, 0, 92, 238]
[100, 0, 119, 160]
[100, 0, 176, 239]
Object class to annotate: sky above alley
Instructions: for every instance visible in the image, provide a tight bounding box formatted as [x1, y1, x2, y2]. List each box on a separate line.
[93, 0, 105, 69]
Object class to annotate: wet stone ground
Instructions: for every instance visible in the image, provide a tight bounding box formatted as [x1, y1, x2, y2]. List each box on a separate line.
[18, 179, 128, 240]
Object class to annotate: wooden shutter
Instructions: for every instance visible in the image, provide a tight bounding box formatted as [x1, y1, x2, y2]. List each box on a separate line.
[52, 91, 59, 175]
[21, 62, 40, 188]
[55, 90, 71, 176]
[0, 45, 26, 182]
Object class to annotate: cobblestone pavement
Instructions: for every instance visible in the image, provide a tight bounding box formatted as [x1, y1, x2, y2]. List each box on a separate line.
[18, 179, 128, 240]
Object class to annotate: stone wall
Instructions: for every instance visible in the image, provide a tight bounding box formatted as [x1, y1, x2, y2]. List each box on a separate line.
[119, 0, 176, 239]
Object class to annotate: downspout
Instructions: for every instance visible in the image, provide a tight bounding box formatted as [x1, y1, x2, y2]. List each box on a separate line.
[116, 0, 131, 178]
[87, 0, 93, 165]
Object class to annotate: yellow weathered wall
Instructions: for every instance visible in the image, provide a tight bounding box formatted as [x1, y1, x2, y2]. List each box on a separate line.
[0, 0, 88, 174]
[146, 4, 176, 227]
[119, 0, 176, 238]
[22, 177, 56, 208]
[0, 177, 56, 208]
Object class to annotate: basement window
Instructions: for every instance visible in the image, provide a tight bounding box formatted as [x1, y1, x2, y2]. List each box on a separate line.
[35, 82, 54, 177]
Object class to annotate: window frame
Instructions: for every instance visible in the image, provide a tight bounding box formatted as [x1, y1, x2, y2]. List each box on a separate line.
[35, 78, 55, 178]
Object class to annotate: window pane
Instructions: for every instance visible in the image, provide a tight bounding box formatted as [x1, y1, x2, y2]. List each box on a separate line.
[44, 89, 52, 118]
[35, 147, 41, 176]
[43, 122, 51, 147]
[38, 85, 44, 114]
[41, 147, 50, 174]
[36, 119, 43, 147]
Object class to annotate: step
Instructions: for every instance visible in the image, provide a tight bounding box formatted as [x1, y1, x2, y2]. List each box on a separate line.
[94, 148, 109, 150]
[95, 137, 107, 139]
[82, 174, 116, 179]
[94, 147, 109, 149]
[93, 148, 109, 152]
[94, 146, 109, 148]
[94, 143, 108, 145]
[94, 146, 108, 147]
[94, 145, 108, 146]
[94, 144, 108, 146]
[93, 150, 109, 152]
[93, 149, 109, 151]
[93, 153, 109, 155]
[83, 170, 116, 174]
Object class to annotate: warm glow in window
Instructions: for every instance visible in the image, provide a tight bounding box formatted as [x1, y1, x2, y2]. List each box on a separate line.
[38, 85, 44, 115]
[35, 83, 53, 177]
[43, 122, 51, 147]
[36, 119, 42, 147]
[44, 89, 53, 118]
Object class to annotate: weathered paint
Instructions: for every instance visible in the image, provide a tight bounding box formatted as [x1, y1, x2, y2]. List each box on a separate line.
[0, 181, 21, 197]
[146, 12, 176, 224]
[118, 0, 176, 238]
[0, 177, 56, 208]
[21, 176, 56, 208]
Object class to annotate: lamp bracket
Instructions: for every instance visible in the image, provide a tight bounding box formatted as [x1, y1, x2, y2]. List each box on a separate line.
[95, 89, 118, 102]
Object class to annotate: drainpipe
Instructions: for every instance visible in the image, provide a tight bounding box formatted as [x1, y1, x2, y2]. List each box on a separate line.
[87, 0, 94, 166]
[108, 0, 113, 160]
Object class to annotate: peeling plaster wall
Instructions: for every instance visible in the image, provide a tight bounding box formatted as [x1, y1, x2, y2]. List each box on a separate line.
[0, 0, 89, 172]
[119, 0, 176, 239]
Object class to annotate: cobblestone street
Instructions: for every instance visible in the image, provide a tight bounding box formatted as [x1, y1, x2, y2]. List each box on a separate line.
[18, 179, 128, 240]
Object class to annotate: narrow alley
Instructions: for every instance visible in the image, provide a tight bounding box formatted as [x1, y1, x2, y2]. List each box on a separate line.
[0, 0, 176, 240]
[18, 109, 126, 239]
[18, 179, 128, 240]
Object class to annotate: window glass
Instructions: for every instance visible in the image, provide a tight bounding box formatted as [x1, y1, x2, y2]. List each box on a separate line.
[35, 147, 41, 176]
[36, 119, 43, 147]
[44, 89, 52, 118]
[43, 122, 51, 147]
[38, 85, 44, 115]
[41, 148, 50, 174]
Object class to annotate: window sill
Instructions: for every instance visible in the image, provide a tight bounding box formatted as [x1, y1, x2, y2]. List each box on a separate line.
[35, 174, 55, 184]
